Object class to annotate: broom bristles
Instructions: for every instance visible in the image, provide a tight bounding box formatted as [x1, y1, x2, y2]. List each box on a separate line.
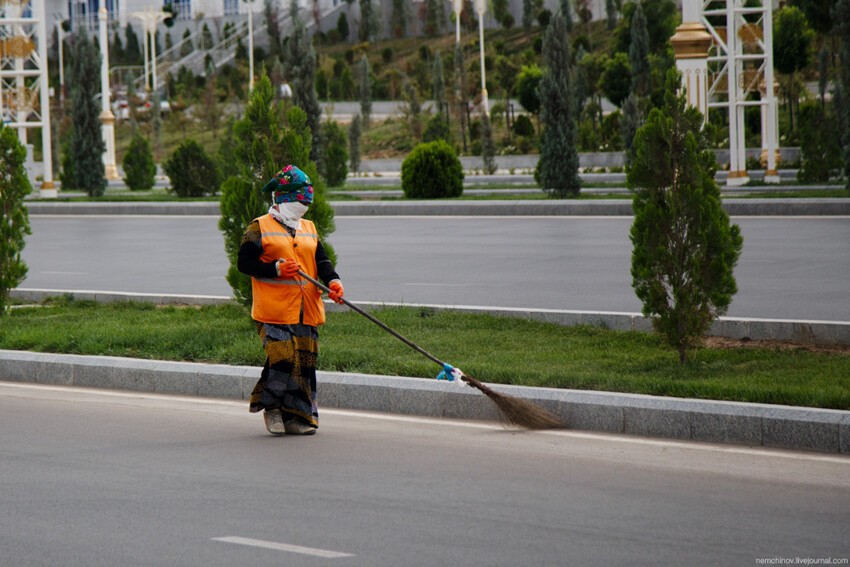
[460, 373, 564, 430]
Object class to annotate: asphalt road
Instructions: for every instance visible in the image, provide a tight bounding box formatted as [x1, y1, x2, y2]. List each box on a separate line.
[20, 214, 850, 322]
[1, 382, 848, 566]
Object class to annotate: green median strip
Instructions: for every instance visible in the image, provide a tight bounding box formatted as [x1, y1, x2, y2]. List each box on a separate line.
[2, 298, 848, 410]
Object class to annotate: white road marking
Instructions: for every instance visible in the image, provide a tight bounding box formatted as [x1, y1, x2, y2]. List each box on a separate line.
[212, 536, 354, 558]
[402, 282, 471, 287]
[41, 271, 88, 275]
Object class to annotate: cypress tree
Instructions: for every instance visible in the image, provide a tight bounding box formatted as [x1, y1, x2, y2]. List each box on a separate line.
[218, 74, 336, 306]
[65, 28, 106, 196]
[124, 24, 142, 66]
[833, 0, 850, 189]
[286, 1, 324, 167]
[432, 52, 446, 114]
[0, 124, 32, 315]
[359, 54, 372, 128]
[359, 0, 374, 42]
[605, 0, 617, 30]
[390, 0, 407, 38]
[180, 29, 193, 58]
[628, 1, 650, 98]
[480, 112, 497, 175]
[425, 0, 439, 37]
[523, 0, 534, 30]
[628, 70, 743, 363]
[349, 114, 362, 174]
[536, 14, 580, 197]
[560, 0, 573, 31]
[621, 92, 641, 163]
[122, 133, 157, 190]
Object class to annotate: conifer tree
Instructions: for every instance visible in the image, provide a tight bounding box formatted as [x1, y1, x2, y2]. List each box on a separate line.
[218, 74, 336, 306]
[349, 114, 362, 174]
[833, 0, 850, 189]
[359, 54, 372, 128]
[390, 0, 407, 38]
[64, 28, 106, 196]
[122, 133, 156, 190]
[536, 14, 580, 197]
[124, 23, 142, 66]
[560, 0, 573, 31]
[432, 52, 446, 114]
[628, 1, 650, 98]
[286, 1, 323, 166]
[523, 0, 534, 29]
[480, 112, 497, 174]
[628, 70, 743, 363]
[0, 124, 32, 315]
[605, 0, 617, 30]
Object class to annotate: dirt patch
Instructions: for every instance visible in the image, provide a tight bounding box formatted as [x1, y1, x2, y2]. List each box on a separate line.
[703, 336, 850, 355]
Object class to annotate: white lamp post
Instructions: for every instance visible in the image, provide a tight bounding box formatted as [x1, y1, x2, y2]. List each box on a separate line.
[131, 9, 167, 93]
[99, 6, 118, 180]
[474, 0, 488, 116]
[453, 0, 462, 45]
[247, 0, 254, 91]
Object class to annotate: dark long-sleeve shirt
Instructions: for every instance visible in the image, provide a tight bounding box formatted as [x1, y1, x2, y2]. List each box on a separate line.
[236, 218, 340, 285]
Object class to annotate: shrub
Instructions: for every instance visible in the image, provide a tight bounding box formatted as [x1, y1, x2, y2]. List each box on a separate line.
[122, 133, 156, 190]
[321, 120, 349, 187]
[628, 70, 743, 363]
[401, 140, 464, 199]
[798, 102, 842, 182]
[513, 114, 535, 137]
[423, 113, 451, 143]
[0, 124, 32, 315]
[163, 139, 220, 197]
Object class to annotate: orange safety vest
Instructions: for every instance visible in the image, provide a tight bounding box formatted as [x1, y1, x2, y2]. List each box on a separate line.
[251, 214, 326, 326]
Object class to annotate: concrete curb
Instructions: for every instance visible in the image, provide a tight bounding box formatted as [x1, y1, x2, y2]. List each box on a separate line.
[1, 350, 847, 454]
[23, 198, 850, 217]
[11, 290, 850, 347]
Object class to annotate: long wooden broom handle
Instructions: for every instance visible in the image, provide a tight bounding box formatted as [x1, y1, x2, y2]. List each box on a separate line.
[297, 270, 446, 368]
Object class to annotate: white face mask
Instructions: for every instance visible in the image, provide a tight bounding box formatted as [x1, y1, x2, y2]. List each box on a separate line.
[276, 201, 308, 220]
[270, 201, 309, 230]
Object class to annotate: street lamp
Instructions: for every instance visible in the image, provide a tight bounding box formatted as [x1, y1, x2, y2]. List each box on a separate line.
[474, 0, 488, 116]
[131, 9, 167, 93]
[246, 0, 255, 91]
[99, 6, 118, 180]
[453, 0, 462, 45]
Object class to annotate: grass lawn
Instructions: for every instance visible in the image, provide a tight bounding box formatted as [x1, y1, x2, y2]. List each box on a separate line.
[2, 298, 848, 410]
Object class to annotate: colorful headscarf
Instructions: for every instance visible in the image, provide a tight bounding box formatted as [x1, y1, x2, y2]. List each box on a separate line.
[262, 164, 314, 205]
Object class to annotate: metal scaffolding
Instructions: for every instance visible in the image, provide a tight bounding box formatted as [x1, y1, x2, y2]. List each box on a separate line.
[701, 0, 780, 185]
[0, 0, 54, 195]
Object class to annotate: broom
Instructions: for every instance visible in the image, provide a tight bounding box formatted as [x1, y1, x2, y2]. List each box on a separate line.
[298, 270, 563, 430]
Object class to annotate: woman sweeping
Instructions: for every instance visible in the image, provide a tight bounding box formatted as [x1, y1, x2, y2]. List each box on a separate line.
[237, 164, 345, 436]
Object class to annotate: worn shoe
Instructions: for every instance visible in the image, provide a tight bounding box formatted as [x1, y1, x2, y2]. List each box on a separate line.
[263, 409, 285, 435]
[284, 420, 317, 435]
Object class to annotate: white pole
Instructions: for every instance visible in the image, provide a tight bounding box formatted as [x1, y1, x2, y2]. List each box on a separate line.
[762, 0, 779, 183]
[99, 6, 118, 180]
[57, 22, 64, 105]
[34, 0, 55, 196]
[141, 15, 150, 92]
[149, 13, 158, 93]
[475, 0, 488, 116]
[453, 0, 461, 44]
[248, 0, 254, 91]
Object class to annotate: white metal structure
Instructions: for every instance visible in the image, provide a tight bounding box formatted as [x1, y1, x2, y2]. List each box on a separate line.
[701, 0, 779, 185]
[0, 0, 54, 195]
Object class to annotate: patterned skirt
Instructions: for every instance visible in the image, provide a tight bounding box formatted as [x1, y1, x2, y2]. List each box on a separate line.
[249, 321, 319, 428]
